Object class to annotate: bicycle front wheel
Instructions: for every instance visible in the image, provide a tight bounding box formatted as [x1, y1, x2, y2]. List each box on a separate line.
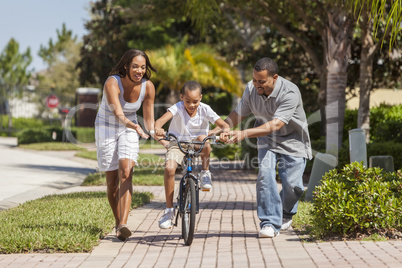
[182, 177, 196, 245]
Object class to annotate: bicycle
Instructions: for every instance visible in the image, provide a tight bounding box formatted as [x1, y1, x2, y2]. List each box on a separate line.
[153, 131, 220, 246]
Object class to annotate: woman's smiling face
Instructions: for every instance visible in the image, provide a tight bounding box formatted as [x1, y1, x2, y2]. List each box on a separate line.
[128, 55, 146, 83]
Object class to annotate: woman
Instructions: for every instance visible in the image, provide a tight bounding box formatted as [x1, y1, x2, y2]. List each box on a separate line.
[95, 49, 156, 241]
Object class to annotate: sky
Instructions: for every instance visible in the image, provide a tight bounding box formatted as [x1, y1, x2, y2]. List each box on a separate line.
[0, 0, 93, 72]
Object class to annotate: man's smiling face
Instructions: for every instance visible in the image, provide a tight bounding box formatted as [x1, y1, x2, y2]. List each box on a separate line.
[252, 69, 278, 97]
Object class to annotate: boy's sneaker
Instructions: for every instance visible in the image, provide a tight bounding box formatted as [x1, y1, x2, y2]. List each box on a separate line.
[158, 208, 175, 229]
[259, 226, 279, 238]
[200, 170, 213, 191]
[281, 218, 293, 230]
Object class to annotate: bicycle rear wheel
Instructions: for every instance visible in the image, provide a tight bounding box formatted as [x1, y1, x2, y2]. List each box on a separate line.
[182, 177, 196, 245]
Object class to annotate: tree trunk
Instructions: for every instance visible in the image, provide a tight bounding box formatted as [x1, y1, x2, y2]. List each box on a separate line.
[325, 10, 354, 158]
[358, 12, 374, 143]
[7, 109, 13, 137]
[318, 66, 327, 137]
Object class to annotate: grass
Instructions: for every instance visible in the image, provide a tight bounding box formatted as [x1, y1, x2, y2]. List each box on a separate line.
[76, 149, 165, 186]
[82, 166, 165, 186]
[0, 191, 153, 254]
[75, 150, 165, 167]
[139, 139, 165, 150]
[19, 142, 165, 167]
[19, 142, 85, 151]
[9, 141, 162, 253]
[292, 202, 314, 241]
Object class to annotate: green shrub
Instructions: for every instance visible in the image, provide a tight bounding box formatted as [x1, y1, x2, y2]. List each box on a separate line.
[308, 139, 402, 173]
[311, 162, 402, 238]
[337, 141, 402, 171]
[71, 127, 95, 143]
[16, 127, 64, 144]
[371, 119, 402, 143]
[342, 109, 358, 142]
[370, 104, 402, 143]
[17, 128, 54, 145]
[212, 143, 241, 160]
[0, 116, 62, 137]
[16, 127, 96, 145]
[367, 142, 402, 171]
[308, 105, 402, 143]
[1, 115, 45, 130]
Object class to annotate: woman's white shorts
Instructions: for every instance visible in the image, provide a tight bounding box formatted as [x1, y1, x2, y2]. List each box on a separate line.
[95, 127, 139, 172]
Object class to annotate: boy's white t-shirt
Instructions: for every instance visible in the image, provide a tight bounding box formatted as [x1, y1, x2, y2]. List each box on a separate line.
[167, 101, 220, 141]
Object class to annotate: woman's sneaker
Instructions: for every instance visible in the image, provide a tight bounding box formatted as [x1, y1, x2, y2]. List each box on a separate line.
[200, 170, 213, 191]
[158, 208, 175, 229]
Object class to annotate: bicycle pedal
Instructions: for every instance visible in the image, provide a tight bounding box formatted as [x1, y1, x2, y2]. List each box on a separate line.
[202, 189, 211, 192]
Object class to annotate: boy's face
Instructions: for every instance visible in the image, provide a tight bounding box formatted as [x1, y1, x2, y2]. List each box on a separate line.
[180, 89, 202, 116]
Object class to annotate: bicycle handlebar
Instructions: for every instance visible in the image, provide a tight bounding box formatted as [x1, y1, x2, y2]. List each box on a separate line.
[149, 131, 220, 155]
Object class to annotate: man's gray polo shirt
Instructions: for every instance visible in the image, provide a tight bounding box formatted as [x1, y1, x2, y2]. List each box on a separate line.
[235, 76, 312, 159]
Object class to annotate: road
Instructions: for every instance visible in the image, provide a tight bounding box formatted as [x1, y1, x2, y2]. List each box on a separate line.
[0, 137, 96, 210]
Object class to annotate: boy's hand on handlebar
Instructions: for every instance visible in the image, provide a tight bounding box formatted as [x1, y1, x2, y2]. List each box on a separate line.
[150, 129, 169, 148]
[154, 127, 165, 137]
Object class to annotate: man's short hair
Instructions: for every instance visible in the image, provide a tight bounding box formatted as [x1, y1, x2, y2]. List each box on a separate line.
[181, 81, 202, 95]
[254, 57, 279, 76]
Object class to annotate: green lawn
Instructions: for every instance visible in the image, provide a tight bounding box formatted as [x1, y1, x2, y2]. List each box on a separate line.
[75, 150, 165, 167]
[19, 142, 85, 151]
[139, 139, 165, 150]
[7, 141, 163, 254]
[83, 165, 165, 186]
[0, 191, 153, 254]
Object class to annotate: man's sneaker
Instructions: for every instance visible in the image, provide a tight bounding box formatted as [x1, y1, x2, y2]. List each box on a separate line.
[259, 226, 279, 238]
[158, 208, 175, 229]
[281, 218, 293, 231]
[200, 170, 212, 191]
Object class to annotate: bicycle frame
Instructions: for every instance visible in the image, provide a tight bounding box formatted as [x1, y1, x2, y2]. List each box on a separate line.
[152, 131, 219, 245]
[158, 133, 218, 224]
[174, 137, 210, 225]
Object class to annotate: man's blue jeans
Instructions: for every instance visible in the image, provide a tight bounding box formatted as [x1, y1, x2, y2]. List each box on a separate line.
[257, 148, 306, 233]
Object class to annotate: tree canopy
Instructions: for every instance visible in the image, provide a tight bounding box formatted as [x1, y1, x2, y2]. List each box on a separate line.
[38, 23, 81, 100]
[0, 38, 32, 133]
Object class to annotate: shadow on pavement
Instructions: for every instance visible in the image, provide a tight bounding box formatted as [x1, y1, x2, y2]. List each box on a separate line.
[11, 164, 95, 175]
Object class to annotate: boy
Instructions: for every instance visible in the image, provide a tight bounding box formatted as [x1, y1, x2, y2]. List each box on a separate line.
[154, 81, 230, 229]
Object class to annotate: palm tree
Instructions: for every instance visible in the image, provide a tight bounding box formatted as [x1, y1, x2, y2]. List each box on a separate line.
[344, 0, 401, 142]
[147, 39, 242, 105]
[185, 0, 401, 158]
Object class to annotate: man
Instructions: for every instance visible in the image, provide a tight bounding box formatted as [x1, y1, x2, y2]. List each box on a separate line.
[217, 57, 312, 238]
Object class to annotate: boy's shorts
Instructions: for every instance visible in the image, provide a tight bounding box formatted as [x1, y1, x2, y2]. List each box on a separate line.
[96, 127, 139, 172]
[165, 141, 186, 166]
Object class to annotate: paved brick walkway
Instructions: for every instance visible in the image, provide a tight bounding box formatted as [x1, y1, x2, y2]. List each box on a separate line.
[1, 168, 401, 267]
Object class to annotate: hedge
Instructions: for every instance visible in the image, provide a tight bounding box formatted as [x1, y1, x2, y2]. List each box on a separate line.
[312, 162, 401, 238]
[17, 127, 95, 145]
